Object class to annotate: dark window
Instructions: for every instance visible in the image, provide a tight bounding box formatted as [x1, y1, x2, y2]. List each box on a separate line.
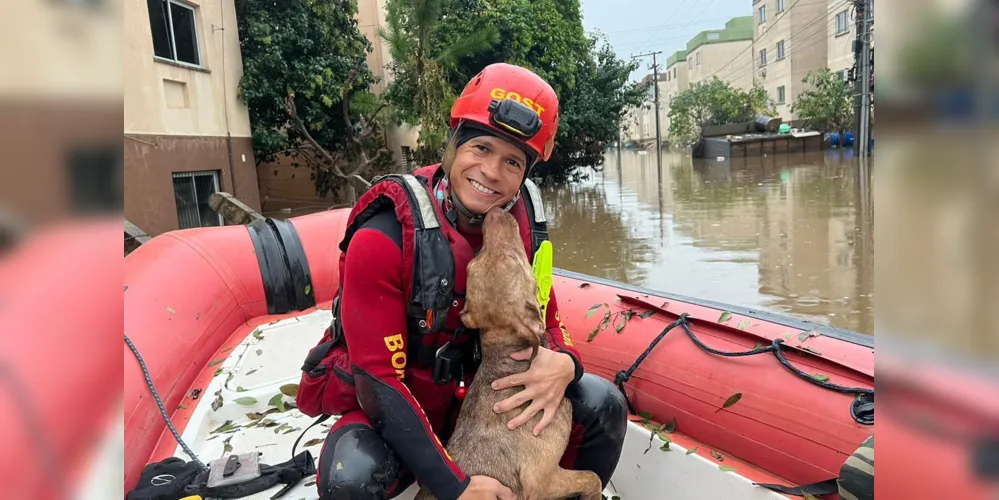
[172, 171, 221, 229]
[777, 40, 786, 59]
[759, 48, 767, 67]
[68, 146, 123, 214]
[147, 0, 200, 66]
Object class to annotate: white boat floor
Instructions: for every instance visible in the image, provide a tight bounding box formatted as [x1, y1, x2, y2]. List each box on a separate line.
[173, 308, 785, 499]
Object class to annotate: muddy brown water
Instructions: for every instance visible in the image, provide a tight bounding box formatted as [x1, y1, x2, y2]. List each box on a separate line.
[540, 148, 874, 335]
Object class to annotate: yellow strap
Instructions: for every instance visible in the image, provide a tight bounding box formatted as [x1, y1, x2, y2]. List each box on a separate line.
[533, 240, 553, 320]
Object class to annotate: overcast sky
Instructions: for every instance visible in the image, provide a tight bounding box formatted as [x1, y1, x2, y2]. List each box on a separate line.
[579, 0, 752, 81]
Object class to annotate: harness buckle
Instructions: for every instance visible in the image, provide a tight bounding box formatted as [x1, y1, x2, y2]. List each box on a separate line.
[433, 342, 463, 384]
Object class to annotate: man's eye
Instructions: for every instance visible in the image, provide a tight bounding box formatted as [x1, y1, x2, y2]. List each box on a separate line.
[474, 144, 489, 153]
[507, 159, 523, 169]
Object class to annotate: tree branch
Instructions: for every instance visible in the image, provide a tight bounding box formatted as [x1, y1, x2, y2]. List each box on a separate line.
[285, 94, 348, 179]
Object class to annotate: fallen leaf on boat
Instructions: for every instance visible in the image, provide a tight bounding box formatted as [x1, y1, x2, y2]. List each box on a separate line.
[246, 369, 258, 376]
[256, 349, 263, 356]
[753, 343, 763, 350]
[252, 330, 264, 340]
[246, 412, 265, 421]
[223, 438, 233, 454]
[599, 311, 611, 331]
[305, 480, 316, 487]
[208, 359, 224, 367]
[578, 283, 591, 288]
[685, 447, 698, 455]
[280, 384, 299, 397]
[586, 325, 600, 342]
[303, 438, 325, 448]
[188, 388, 203, 399]
[802, 346, 823, 356]
[613, 311, 631, 334]
[737, 320, 750, 330]
[236, 386, 246, 392]
[585, 304, 604, 318]
[214, 368, 223, 377]
[274, 423, 290, 434]
[268, 394, 284, 407]
[662, 417, 677, 434]
[304, 284, 312, 295]
[659, 438, 671, 451]
[718, 311, 732, 323]
[783, 333, 793, 340]
[166, 306, 176, 315]
[810, 374, 829, 382]
[711, 450, 724, 461]
[177, 404, 188, 410]
[638, 310, 656, 319]
[716, 393, 743, 413]
[718, 466, 736, 472]
[221, 346, 233, 353]
[233, 397, 258, 406]
[207, 435, 219, 441]
[211, 420, 235, 434]
[212, 393, 223, 411]
[638, 411, 653, 420]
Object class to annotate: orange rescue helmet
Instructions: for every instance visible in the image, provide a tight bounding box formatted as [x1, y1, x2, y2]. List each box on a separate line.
[450, 63, 560, 164]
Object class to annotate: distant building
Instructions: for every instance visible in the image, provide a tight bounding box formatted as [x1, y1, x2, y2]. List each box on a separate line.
[827, 0, 856, 81]
[750, 0, 830, 120]
[661, 50, 690, 141]
[125, 0, 260, 236]
[685, 16, 755, 90]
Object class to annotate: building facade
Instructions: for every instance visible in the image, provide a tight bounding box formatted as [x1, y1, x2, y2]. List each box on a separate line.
[751, 0, 831, 120]
[125, 0, 261, 236]
[827, 0, 856, 79]
[685, 17, 755, 90]
[661, 50, 690, 141]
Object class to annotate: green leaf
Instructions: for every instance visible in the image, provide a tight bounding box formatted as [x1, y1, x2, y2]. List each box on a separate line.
[804, 494, 821, 500]
[613, 311, 630, 334]
[304, 284, 312, 295]
[211, 420, 235, 434]
[718, 311, 732, 323]
[599, 311, 611, 331]
[586, 325, 600, 342]
[783, 333, 793, 340]
[208, 359, 225, 367]
[177, 404, 188, 410]
[711, 450, 724, 461]
[753, 343, 764, 350]
[214, 368, 223, 377]
[236, 386, 246, 392]
[211, 393, 223, 411]
[280, 384, 299, 397]
[585, 303, 604, 318]
[719, 466, 737, 472]
[685, 447, 698, 455]
[659, 438, 672, 451]
[811, 374, 830, 382]
[268, 393, 284, 407]
[802, 346, 823, 356]
[639, 310, 656, 319]
[223, 437, 233, 454]
[638, 411, 653, 420]
[716, 393, 743, 413]
[246, 369, 258, 376]
[252, 330, 264, 340]
[662, 417, 677, 433]
[303, 438, 325, 447]
[255, 349, 263, 356]
[233, 397, 258, 406]
[246, 412, 265, 421]
[737, 320, 750, 330]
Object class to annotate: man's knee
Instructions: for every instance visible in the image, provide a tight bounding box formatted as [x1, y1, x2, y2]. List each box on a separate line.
[567, 373, 628, 437]
[317, 422, 404, 500]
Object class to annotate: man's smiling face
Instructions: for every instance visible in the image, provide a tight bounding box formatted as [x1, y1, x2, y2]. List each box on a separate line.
[448, 134, 528, 216]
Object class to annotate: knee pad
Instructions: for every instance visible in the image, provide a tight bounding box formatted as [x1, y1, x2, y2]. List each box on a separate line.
[317, 424, 401, 500]
[569, 373, 628, 437]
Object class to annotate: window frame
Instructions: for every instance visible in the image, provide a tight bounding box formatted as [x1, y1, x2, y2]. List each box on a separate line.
[777, 85, 786, 104]
[759, 48, 768, 67]
[150, 0, 204, 68]
[759, 4, 767, 24]
[835, 10, 850, 36]
[172, 170, 222, 229]
[776, 39, 786, 60]
[777, 0, 785, 12]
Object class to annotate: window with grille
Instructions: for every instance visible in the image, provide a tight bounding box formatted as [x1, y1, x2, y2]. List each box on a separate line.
[147, 0, 201, 66]
[776, 40, 786, 59]
[172, 171, 222, 229]
[835, 10, 850, 35]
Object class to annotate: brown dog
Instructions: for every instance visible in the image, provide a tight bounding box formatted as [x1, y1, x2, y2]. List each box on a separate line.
[414, 208, 602, 500]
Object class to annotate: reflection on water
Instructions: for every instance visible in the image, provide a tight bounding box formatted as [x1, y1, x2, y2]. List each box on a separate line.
[541, 149, 874, 335]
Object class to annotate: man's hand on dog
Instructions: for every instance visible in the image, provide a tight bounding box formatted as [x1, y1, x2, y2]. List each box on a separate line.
[490, 347, 575, 436]
[459, 475, 517, 500]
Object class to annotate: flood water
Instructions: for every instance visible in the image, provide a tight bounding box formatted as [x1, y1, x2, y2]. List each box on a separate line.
[540, 149, 874, 335]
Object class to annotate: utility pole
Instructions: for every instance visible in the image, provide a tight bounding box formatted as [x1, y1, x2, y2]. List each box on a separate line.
[633, 51, 663, 171]
[852, 0, 873, 156]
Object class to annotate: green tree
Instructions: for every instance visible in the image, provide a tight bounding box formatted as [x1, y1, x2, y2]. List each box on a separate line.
[390, 0, 647, 184]
[791, 68, 855, 133]
[668, 77, 776, 147]
[379, 0, 499, 164]
[235, 0, 394, 200]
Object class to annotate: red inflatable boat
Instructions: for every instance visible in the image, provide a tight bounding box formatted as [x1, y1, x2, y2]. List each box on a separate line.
[125, 207, 877, 499]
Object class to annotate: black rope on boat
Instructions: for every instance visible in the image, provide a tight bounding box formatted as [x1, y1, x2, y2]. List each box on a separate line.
[613, 313, 874, 418]
[125, 334, 209, 471]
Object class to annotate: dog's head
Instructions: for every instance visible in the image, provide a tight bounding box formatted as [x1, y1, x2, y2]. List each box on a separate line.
[460, 208, 543, 358]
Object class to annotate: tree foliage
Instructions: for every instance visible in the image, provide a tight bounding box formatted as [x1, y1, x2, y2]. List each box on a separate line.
[384, 0, 647, 184]
[791, 68, 855, 133]
[667, 77, 776, 146]
[235, 0, 394, 198]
